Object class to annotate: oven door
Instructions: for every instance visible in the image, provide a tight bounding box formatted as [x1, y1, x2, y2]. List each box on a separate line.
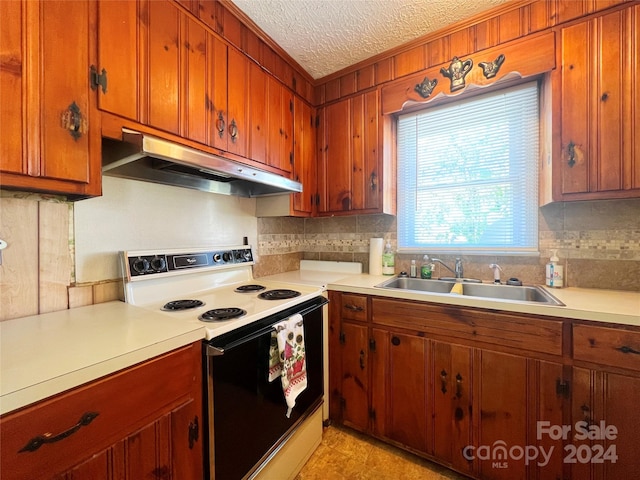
[204, 296, 327, 480]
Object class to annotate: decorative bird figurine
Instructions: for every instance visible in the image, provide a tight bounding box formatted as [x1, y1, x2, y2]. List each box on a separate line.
[478, 54, 506, 79]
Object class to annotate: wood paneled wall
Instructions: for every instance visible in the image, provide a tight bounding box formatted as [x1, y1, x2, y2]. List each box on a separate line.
[314, 0, 631, 104]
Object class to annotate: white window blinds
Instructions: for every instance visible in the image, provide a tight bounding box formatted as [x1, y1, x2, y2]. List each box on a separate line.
[397, 81, 539, 254]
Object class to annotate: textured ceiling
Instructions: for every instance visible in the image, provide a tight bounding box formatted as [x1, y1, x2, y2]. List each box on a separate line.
[230, 0, 511, 79]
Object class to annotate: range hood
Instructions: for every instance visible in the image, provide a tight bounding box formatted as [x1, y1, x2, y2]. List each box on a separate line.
[102, 129, 302, 197]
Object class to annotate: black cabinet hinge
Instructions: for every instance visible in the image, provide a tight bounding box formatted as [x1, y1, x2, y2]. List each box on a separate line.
[188, 416, 199, 449]
[369, 338, 376, 351]
[556, 379, 570, 397]
[89, 65, 107, 94]
[339, 331, 346, 344]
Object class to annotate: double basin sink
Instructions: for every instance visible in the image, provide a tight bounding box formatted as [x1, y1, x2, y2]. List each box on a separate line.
[375, 277, 565, 306]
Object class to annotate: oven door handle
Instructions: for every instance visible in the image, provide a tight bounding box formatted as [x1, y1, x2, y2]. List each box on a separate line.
[206, 297, 328, 356]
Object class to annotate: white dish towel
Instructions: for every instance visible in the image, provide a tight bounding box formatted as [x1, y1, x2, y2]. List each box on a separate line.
[271, 314, 307, 418]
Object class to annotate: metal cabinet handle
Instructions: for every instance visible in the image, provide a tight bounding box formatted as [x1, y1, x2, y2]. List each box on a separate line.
[391, 336, 401, 346]
[229, 119, 238, 143]
[216, 112, 226, 138]
[616, 345, 640, 355]
[455, 373, 463, 399]
[567, 141, 576, 167]
[344, 304, 363, 312]
[359, 349, 365, 370]
[19, 412, 99, 453]
[60, 101, 86, 140]
[370, 172, 377, 191]
[440, 369, 448, 394]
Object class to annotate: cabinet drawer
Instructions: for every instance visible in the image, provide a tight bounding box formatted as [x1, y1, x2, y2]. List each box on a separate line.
[372, 297, 563, 356]
[0, 343, 200, 480]
[573, 324, 640, 371]
[340, 294, 368, 321]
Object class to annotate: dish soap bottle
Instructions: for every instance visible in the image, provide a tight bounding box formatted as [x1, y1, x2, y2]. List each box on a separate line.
[410, 260, 417, 278]
[545, 250, 564, 288]
[381, 241, 395, 275]
[420, 255, 433, 279]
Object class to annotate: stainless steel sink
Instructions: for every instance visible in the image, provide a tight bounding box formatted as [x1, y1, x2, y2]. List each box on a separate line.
[375, 277, 564, 306]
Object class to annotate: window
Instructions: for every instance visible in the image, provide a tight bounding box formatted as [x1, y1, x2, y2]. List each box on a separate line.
[397, 81, 539, 254]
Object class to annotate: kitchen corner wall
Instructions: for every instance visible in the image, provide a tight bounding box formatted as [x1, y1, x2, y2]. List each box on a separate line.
[256, 198, 640, 292]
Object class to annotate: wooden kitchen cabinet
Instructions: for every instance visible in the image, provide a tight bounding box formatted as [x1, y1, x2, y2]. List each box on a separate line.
[329, 291, 569, 479]
[292, 96, 316, 215]
[570, 323, 640, 479]
[0, 0, 101, 198]
[430, 340, 474, 476]
[318, 90, 391, 215]
[371, 328, 428, 453]
[554, 4, 640, 201]
[0, 343, 203, 480]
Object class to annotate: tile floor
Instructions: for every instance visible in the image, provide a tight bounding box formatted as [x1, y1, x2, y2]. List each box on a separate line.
[295, 425, 469, 480]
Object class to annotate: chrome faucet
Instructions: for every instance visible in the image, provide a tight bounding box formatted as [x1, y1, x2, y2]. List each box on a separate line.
[431, 257, 463, 279]
[489, 263, 503, 284]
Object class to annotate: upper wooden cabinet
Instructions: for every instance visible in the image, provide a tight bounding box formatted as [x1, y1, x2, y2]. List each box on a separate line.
[317, 90, 394, 216]
[553, 4, 640, 201]
[0, 0, 101, 198]
[256, 96, 317, 217]
[96, 0, 299, 176]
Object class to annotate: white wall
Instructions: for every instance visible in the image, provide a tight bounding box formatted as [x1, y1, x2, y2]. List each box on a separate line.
[74, 177, 257, 283]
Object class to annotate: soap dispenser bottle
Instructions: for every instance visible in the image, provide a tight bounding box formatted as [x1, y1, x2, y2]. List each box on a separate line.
[420, 255, 433, 279]
[382, 241, 395, 275]
[545, 250, 564, 288]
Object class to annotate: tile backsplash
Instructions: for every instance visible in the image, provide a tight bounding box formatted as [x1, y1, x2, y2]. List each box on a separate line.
[256, 198, 640, 291]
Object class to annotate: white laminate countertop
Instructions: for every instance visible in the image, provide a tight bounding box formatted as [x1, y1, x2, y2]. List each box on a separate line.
[0, 301, 205, 416]
[327, 274, 640, 327]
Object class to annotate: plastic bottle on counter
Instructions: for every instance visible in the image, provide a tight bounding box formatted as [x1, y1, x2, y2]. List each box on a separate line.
[382, 241, 395, 275]
[410, 260, 417, 278]
[545, 250, 564, 288]
[420, 255, 433, 279]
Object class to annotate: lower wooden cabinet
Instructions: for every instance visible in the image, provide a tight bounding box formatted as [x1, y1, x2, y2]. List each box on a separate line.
[0, 342, 203, 480]
[328, 291, 638, 480]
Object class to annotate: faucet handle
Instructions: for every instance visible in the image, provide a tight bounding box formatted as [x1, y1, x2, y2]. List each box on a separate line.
[489, 264, 503, 284]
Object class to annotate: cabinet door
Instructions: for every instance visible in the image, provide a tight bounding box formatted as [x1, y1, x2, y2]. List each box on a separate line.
[372, 329, 427, 453]
[431, 340, 473, 475]
[340, 322, 370, 432]
[559, 6, 639, 199]
[248, 62, 268, 164]
[96, 0, 139, 121]
[292, 97, 316, 215]
[146, 0, 180, 135]
[208, 34, 228, 152]
[0, 0, 24, 175]
[182, 14, 209, 145]
[267, 77, 293, 172]
[226, 47, 249, 158]
[572, 367, 640, 479]
[320, 98, 351, 212]
[351, 90, 380, 211]
[0, 0, 100, 197]
[476, 351, 564, 480]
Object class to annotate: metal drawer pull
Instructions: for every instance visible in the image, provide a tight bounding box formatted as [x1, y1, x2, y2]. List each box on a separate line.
[19, 412, 99, 453]
[616, 345, 640, 355]
[344, 304, 363, 312]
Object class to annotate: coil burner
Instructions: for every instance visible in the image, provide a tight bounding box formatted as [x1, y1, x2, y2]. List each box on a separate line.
[162, 299, 205, 311]
[199, 307, 247, 322]
[258, 289, 301, 300]
[234, 284, 266, 293]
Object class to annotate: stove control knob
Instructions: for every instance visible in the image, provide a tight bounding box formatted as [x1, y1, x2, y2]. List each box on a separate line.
[132, 257, 150, 274]
[222, 252, 232, 262]
[213, 253, 222, 263]
[150, 256, 166, 272]
[240, 249, 252, 262]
